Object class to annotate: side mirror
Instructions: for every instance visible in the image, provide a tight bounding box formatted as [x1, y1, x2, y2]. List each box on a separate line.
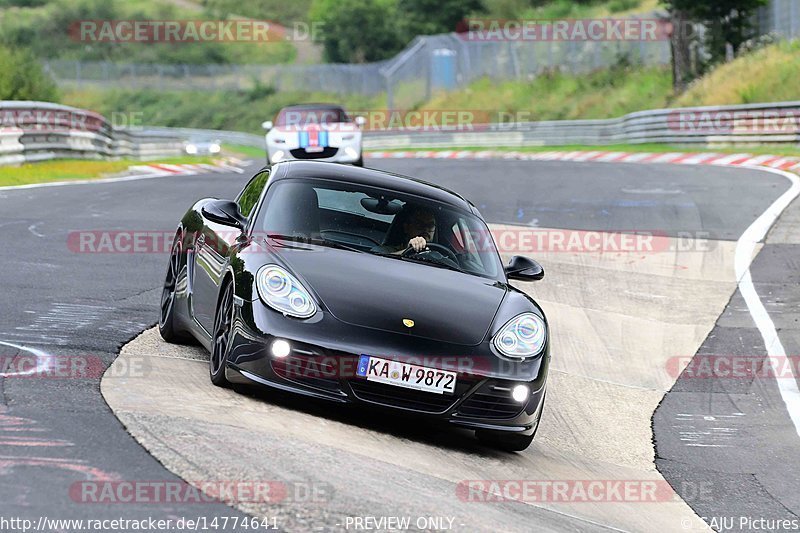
[261, 120, 273, 131]
[354, 116, 366, 128]
[201, 199, 246, 230]
[504, 256, 544, 281]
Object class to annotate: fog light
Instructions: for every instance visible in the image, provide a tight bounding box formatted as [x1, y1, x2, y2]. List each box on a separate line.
[344, 147, 358, 158]
[270, 339, 291, 358]
[271, 150, 284, 163]
[512, 384, 530, 403]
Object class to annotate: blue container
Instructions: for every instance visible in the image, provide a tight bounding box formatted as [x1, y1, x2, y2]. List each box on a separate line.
[430, 49, 457, 91]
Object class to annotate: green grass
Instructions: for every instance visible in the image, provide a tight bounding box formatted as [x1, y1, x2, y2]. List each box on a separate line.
[0, 156, 213, 186]
[371, 143, 800, 157]
[420, 63, 674, 121]
[676, 40, 800, 107]
[63, 87, 385, 134]
[223, 143, 265, 158]
[482, 0, 657, 19]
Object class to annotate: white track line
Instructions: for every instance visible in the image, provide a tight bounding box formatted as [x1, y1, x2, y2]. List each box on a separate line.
[735, 165, 800, 437]
[0, 340, 54, 377]
[0, 162, 248, 193]
[0, 170, 172, 192]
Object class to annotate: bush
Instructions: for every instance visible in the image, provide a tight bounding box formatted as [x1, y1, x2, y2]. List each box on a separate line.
[310, 0, 404, 63]
[0, 45, 59, 100]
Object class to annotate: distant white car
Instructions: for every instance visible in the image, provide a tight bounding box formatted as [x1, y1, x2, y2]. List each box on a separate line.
[263, 104, 365, 166]
[184, 138, 221, 155]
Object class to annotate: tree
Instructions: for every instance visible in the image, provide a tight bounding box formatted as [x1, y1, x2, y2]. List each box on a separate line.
[0, 45, 59, 101]
[397, 0, 484, 38]
[310, 0, 404, 63]
[661, 0, 768, 91]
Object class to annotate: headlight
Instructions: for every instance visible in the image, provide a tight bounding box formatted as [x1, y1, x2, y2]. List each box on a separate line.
[209, 143, 221, 153]
[492, 313, 546, 358]
[185, 144, 198, 154]
[256, 265, 317, 318]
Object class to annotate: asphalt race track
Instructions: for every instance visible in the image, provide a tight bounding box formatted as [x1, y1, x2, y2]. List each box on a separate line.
[1, 158, 798, 531]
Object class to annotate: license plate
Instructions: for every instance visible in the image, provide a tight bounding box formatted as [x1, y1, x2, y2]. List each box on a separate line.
[356, 355, 457, 395]
[305, 146, 324, 153]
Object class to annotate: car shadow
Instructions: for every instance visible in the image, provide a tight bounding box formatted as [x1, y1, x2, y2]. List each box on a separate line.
[231, 382, 526, 458]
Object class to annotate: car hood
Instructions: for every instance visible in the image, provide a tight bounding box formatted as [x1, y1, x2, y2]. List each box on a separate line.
[275, 246, 507, 346]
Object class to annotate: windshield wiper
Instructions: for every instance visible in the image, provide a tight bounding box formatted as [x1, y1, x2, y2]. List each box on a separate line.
[400, 254, 465, 274]
[264, 234, 367, 254]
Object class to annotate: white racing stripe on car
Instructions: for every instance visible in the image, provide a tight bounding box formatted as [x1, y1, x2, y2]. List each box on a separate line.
[734, 166, 800, 437]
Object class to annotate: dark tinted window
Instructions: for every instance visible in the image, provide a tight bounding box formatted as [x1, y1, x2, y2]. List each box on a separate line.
[255, 178, 503, 280]
[275, 107, 348, 127]
[237, 169, 270, 218]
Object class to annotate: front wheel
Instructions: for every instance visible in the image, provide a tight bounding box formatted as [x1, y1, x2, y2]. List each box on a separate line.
[353, 155, 364, 167]
[210, 281, 234, 387]
[159, 235, 191, 343]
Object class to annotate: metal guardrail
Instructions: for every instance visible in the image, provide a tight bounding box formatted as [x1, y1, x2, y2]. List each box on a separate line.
[7, 99, 795, 168]
[135, 101, 800, 155]
[0, 101, 185, 166]
[137, 127, 265, 150]
[360, 101, 800, 149]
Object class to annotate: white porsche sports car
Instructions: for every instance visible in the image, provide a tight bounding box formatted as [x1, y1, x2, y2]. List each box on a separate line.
[262, 104, 365, 166]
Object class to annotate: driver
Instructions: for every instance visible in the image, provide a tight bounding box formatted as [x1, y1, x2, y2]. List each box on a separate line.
[375, 205, 436, 255]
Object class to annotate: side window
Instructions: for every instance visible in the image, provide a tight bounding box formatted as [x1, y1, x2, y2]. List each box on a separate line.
[237, 169, 270, 218]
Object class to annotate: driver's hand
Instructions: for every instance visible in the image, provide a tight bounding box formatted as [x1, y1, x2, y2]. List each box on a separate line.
[408, 236, 427, 252]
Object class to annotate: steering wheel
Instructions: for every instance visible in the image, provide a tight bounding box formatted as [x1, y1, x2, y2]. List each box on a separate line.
[402, 242, 459, 264]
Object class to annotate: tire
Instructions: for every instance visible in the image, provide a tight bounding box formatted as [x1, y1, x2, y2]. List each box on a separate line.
[353, 155, 364, 167]
[209, 280, 234, 387]
[159, 234, 191, 344]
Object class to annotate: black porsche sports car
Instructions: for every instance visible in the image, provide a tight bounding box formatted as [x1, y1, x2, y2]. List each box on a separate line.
[159, 161, 549, 451]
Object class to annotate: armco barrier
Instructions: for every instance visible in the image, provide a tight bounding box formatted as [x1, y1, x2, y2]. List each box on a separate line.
[361, 101, 800, 149]
[136, 127, 265, 150]
[5, 100, 800, 166]
[139, 101, 800, 153]
[0, 101, 184, 165]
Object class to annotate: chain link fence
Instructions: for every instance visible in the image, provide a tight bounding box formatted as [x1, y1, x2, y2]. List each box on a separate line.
[43, 0, 798, 108]
[757, 0, 800, 39]
[44, 33, 670, 107]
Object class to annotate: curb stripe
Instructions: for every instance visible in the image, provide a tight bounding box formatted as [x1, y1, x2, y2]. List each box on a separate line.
[365, 149, 800, 176]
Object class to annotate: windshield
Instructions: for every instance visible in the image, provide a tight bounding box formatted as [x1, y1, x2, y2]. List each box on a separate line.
[253, 178, 504, 280]
[275, 107, 349, 127]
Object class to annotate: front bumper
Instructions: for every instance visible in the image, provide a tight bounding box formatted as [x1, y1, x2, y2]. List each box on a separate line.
[267, 145, 362, 164]
[225, 302, 549, 435]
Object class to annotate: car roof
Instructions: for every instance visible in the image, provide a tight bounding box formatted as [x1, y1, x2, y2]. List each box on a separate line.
[268, 161, 473, 212]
